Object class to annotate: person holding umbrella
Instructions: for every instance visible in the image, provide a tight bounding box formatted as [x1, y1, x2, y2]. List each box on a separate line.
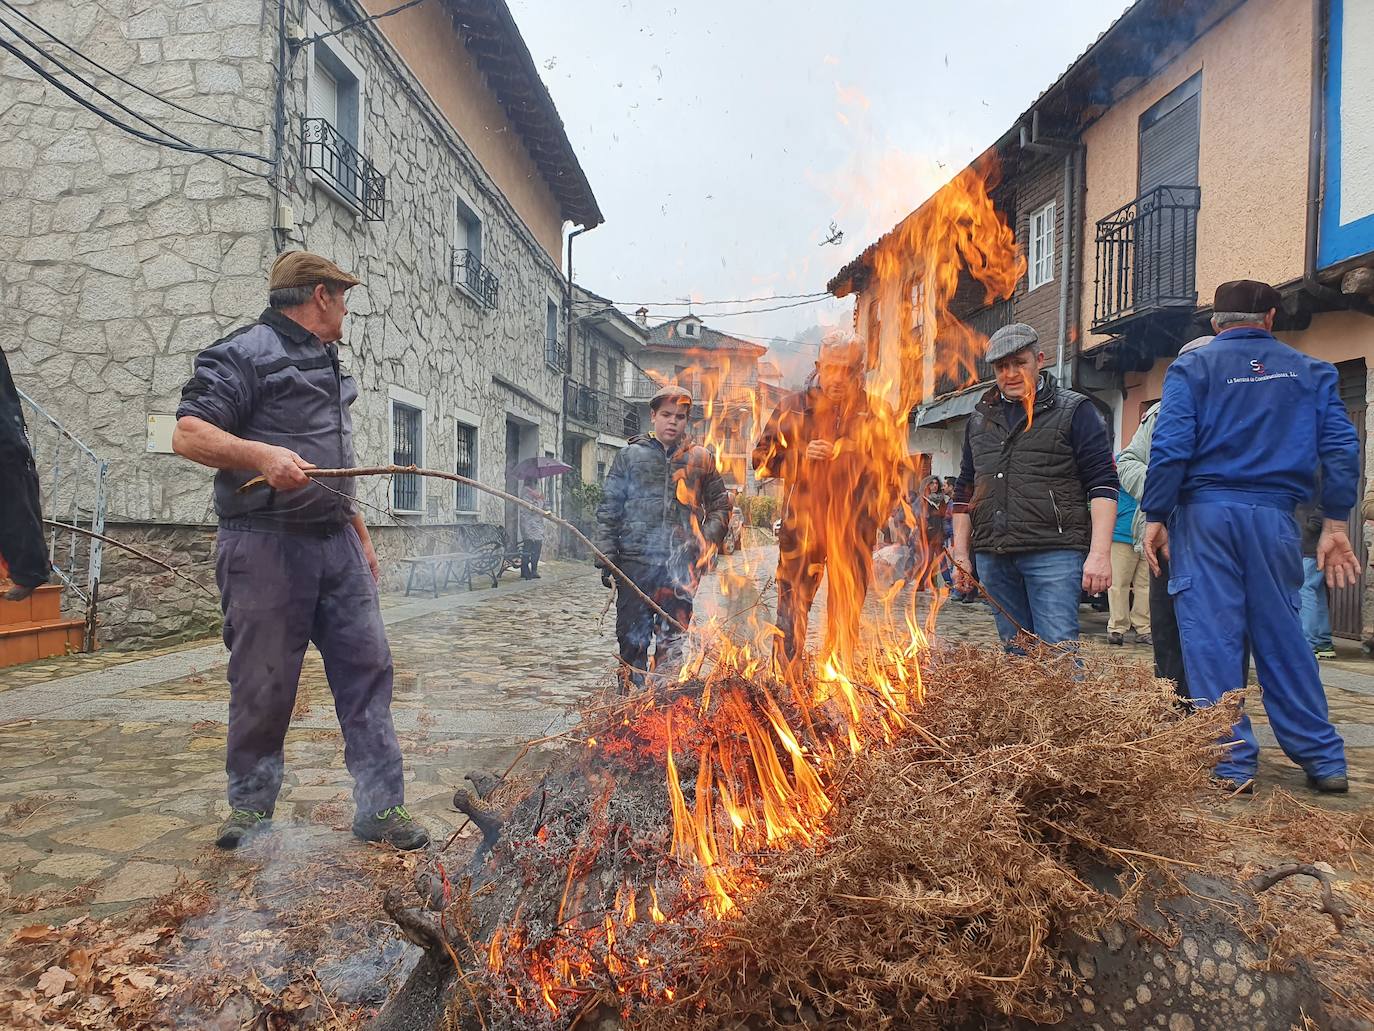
[509, 456, 571, 581]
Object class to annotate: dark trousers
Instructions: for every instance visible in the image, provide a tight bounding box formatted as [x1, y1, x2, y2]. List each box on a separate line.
[775, 527, 875, 666]
[0, 450, 50, 588]
[520, 538, 542, 578]
[216, 526, 404, 816]
[614, 559, 694, 685]
[1151, 551, 1252, 709]
[1148, 553, 1189, 701]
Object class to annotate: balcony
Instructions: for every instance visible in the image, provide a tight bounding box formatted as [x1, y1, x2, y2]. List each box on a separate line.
[452, 248, 499, 308]
[1092, 185, 1201, 334]
[931, 297, 1014, 398]
[301, 118, 385, 221]
[565, 380, 641, 438]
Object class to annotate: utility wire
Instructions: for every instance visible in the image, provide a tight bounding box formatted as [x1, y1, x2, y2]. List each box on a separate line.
[296, 0, 430, 48]
[602, 296, 835, 319]
[577, 290, 831, 309]
[0, 0, 258, 133]
[0, 22, 273, 172]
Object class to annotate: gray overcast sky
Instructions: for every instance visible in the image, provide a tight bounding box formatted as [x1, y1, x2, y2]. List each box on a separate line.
[509, 0, 1128, 349]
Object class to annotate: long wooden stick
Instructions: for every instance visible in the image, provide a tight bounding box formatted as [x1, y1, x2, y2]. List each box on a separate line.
[42, 519, 219, 599]
[238, 465, 689, 633]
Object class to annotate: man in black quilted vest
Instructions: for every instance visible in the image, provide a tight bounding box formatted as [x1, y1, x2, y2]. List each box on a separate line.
[950, 324, 1118, 650]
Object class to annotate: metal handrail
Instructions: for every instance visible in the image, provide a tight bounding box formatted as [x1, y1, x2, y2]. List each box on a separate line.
[1092, 185, 1201, 331]
[301, 117, 386, 221]
[16, 388, 108, 649]
[451, 248, 499, 308]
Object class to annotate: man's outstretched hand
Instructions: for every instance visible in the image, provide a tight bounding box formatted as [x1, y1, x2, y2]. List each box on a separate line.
[601, 570, 615, 589]
[1143, 522, 1169, 577]
[1317, 519, 1361, 589]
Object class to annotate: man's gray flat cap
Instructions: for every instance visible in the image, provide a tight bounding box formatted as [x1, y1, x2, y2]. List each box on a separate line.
[985, 322, 1039, 364]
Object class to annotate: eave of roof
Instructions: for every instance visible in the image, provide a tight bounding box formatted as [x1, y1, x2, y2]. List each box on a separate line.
[441, 0, 603, 228]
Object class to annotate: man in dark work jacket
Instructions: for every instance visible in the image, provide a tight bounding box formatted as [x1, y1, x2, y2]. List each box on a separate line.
[951, 323, 1118, 650]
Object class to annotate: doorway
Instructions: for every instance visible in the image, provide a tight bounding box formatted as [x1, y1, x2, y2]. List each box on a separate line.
[1331, 358, 1366, 639]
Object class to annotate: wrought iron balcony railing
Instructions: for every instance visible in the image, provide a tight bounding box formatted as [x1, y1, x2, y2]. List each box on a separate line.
[301, 117, 386, 221]
[565, 380, 640, 438]
[451, 248, 499, 308]
[1092, 185, 1201, 333]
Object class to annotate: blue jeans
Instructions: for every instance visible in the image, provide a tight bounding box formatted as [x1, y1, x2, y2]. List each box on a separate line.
[1300, 556, 1333, 651]
[975, 549, 1084, 649]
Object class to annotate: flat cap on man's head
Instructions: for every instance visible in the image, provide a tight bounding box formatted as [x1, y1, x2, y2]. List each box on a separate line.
[985, 322, 1039, 364]
[268, 250, 362, 292]
[1213, 279, 1281, 314]
[649, 383, 693, 411]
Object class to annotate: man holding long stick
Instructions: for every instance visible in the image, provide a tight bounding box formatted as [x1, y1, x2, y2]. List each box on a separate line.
[173, 251, 428, 851]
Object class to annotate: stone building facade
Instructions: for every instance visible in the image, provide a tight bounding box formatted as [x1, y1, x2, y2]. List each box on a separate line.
[0, 0, 602, 645]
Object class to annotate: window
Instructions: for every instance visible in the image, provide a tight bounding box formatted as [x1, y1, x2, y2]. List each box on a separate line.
[390, 397, 424, 514]
[1028, 201, 1056, 290]
[455, 419, 478, 513]
[597, 460, 607, 482]
[302, 19, 385, 219]
[545, 298, 562, 369]
[683, 321, 699, 338]
[589, 349, 601, 392]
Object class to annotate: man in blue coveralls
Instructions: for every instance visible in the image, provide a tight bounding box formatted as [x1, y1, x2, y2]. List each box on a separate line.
[174, 251, 430, 849]
[1142, 280, 1361, 794]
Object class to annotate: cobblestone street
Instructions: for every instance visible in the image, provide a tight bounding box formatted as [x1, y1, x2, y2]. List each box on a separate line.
[3, 544, 1374, 931]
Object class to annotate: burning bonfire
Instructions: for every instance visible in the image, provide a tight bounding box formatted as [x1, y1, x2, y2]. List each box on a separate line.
[365, 162, 1373, 1031]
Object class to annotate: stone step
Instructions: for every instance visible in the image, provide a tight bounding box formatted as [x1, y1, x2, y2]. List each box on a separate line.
[0, 583, 63, 626]
[0, 616, 86, 668]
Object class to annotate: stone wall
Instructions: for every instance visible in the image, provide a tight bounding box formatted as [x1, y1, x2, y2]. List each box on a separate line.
[0, 0, 277, 525]
[92, 522, 221, 649]
[3, 0, 581, 645]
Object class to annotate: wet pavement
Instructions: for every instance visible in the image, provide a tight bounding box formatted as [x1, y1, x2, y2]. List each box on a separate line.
[2, 544, 1372, 928]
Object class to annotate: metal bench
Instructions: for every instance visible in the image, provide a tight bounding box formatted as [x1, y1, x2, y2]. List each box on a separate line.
[397, 524, 514, 597]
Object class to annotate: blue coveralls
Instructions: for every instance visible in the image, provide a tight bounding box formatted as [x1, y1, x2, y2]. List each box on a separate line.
[177, 309, 405, 817]
[1141, 327, 1358, 783]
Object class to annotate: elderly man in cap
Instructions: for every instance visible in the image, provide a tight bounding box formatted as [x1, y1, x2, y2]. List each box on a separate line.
[173, 250, 429, 850]
[753, 334, 897, 671]
[951, 323, 1118, 650]
[595, 382, 730, 686]
[1142, 280, 1360, 794]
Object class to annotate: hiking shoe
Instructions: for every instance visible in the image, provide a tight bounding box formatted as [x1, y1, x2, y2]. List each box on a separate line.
[1315, 647, 1337, 660]
[215, 809, 270, 850]
[1107, 632, 1124, 646]
[1135, 633, 1153, 645]
[353, 805, 431, 850]
[1307, 773, 1349, 794]
[1209, 775, 1254, 796]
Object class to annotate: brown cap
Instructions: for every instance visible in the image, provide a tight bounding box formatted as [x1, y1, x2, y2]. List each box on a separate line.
[268, 250, 362, 292]
[1213, 279, 1280, 314]
[649, 383, 693, 411]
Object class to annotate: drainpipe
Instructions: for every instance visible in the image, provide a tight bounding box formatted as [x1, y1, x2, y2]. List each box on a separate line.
[563, 225, 591, 531]
[1020, 110, 1080, 386]
[1302, 0, 1343, 307]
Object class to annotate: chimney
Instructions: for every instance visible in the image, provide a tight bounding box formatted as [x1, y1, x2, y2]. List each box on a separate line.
[635, 306, 649, 328]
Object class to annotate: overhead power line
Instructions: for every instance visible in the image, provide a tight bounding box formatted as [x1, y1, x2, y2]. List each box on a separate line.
[0, 19, 272, 173]
[296, 0, 430, 48]
[0, 0, 257, 133]
[579, 296, 836, 320]
[582, 290, 832, 308]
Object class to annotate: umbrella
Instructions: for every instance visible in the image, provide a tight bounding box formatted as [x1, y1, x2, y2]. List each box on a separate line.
[512, 456, 573, 480]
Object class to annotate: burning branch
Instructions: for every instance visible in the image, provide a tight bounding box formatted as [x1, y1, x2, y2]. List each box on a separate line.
[238, 465, 688, 634]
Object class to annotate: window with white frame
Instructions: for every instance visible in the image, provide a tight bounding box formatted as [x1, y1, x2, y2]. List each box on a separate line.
[1028, 201, 1056, 291]
[389, 391, 424, 514]
[454, 418, 478, 513]
[307, 25, 362, 151]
